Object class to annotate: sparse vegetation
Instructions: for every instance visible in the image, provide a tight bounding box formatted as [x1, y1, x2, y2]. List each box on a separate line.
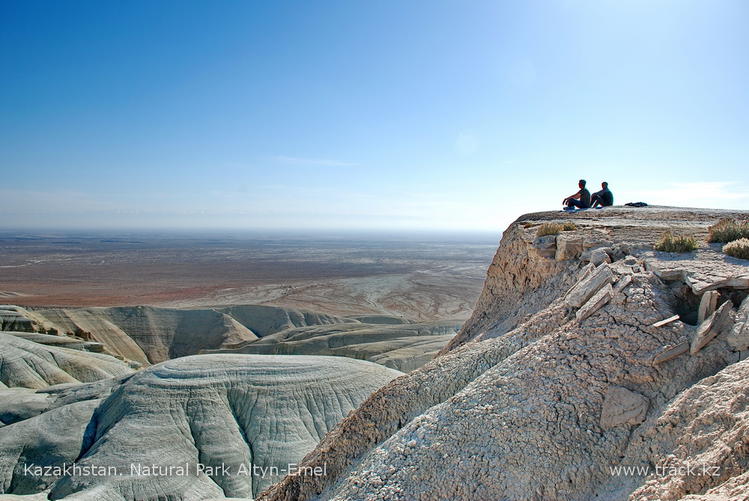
[536, 223, 561, 237]
[655, 232, 698, 253]
[707, 218, 749, 243]
[536, 222, 576, 237]
[723, 238, 749, 260]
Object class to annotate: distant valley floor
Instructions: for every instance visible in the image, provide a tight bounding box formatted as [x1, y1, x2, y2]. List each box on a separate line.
[0, 232, 497, 321]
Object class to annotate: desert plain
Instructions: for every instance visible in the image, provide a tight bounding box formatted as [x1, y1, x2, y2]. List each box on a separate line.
[0, 230, 497, 321]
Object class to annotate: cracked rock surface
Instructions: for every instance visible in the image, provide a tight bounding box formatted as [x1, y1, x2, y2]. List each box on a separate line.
[260, 207, 749, 501]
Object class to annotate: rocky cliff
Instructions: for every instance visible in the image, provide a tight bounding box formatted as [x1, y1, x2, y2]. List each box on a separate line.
[259, 207, 749, 501]
[2, 207, 748, 501]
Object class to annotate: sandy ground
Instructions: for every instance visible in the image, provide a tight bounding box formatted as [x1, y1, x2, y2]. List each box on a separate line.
[0, 232, 497, 321]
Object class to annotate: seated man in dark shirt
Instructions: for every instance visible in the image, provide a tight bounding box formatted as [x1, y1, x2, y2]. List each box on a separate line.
[591, 181, 614, 207]
[563, 179, 591, 210]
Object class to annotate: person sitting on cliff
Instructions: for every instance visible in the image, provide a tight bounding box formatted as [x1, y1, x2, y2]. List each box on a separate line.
[563, 179, 591, 210]
[591, 181, 614, 208]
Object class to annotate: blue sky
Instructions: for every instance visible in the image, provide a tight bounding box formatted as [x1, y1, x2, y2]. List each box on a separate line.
[1, 0, 747, 232]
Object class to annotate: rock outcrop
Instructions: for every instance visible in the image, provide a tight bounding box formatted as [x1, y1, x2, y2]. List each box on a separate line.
[27, 306, 258, 364]
[3, 305, 357, 366]
[259, 207, 749, 501]
[214, 305, 355, 337]
[0, 306, 41, 333]
[1, 305, 450, 372]
[208, 321, 459, 372]
[3, 207, 748, 501]
[3, 331, 107, 353]
[39, 355, 402, 500]
[0, 333, 134, 390]
[726, 296, 749, 351]
[611, 357, 749, 501]
[0, 377, 129, 494]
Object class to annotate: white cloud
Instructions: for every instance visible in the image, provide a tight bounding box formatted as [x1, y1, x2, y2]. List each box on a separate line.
[629, 181, 749, 208]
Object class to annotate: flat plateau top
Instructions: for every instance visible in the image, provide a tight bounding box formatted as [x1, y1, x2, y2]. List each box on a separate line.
[517, 206, 749, 296]
[518, 206, 749, 243]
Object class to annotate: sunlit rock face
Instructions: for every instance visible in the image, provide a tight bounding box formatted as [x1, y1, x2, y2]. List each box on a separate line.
[260, 207, 749, 501]
[27, 306, 262, 364]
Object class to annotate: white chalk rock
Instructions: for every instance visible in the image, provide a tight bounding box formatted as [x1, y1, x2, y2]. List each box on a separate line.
[0, 334, 134, 390]
[49, 354, 402, 500]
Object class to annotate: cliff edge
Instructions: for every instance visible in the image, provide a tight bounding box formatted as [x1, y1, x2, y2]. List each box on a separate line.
[259, 206, 749, 501]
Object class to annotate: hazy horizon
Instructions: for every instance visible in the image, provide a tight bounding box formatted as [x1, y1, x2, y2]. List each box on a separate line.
[2, 1, 748, 232]
[0, 227, 501, 244]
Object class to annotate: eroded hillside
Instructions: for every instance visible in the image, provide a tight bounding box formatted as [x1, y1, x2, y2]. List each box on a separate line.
[260, 207, 749, 501]
[1, 207, 747, 501]
[0, 304, 459, 373]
